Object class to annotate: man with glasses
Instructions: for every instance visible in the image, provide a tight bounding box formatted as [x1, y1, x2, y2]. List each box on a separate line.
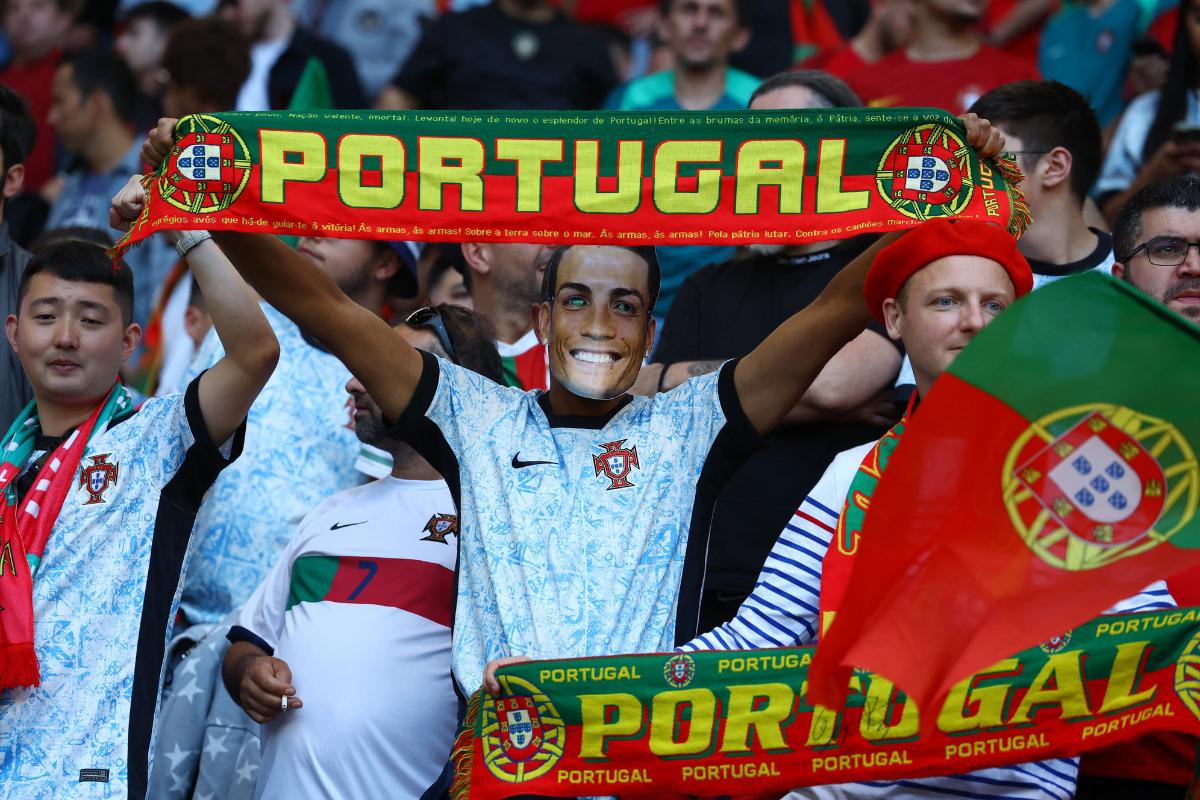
[1113, 174, 1200, 324]
[219, 305, 504, 799]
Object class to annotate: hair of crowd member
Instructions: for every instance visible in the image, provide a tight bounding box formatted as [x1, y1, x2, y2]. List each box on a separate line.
[968, 80, 1102, 205]
[0, 85, 36, 176]
[413, 303, 506, 384]
[657, 0, 752, 26]
[17, 240, 135, 326]
[749, 69, 862, 109]
[162, 18, 252, 110]
[540, 245, 661, 316]
[59, 48, 138, 125]
[1112, 173, 1200, 263]
[123, 1, 190, 33]
[1143, 0, 1200, 161]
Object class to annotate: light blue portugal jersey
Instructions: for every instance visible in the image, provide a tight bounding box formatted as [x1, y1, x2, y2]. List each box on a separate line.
[178, 304, 363, 624]
[391, 352, 762, 692]
[0, 378, 243, 799]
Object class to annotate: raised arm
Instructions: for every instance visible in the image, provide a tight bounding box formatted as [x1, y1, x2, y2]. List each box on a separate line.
[734, 114, 1006, 435]
[112, 177, 278, 444]
[139, 120, 424, 424]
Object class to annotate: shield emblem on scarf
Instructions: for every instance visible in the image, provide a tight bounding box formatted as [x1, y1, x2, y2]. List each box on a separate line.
[160, 115, 252, 215]
[1015, 411, 1167, 548]
[876, 123, 973, 220]
[498, 696, 543, 762]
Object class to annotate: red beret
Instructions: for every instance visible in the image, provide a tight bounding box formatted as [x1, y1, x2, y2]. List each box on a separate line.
[864, 219, 1033, 324]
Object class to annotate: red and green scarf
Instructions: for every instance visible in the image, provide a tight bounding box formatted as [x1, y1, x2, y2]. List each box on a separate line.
[0, 385, 133, 688]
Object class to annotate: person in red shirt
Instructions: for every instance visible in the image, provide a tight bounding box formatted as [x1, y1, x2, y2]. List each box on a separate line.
[0, 0, 76, 192]
[847, 0, 1040, 113]
[802, 0, 915, 82]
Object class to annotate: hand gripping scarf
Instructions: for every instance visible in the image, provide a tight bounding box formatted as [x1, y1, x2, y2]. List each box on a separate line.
[0, 385, 133, 688]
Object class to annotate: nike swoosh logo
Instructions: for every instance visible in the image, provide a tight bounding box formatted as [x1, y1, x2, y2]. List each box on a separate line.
[330, 521, 367, 530]
[512, 453, 556, 469]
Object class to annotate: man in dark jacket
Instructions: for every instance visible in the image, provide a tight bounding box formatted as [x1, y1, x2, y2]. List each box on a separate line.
[0, 85, 36, 430]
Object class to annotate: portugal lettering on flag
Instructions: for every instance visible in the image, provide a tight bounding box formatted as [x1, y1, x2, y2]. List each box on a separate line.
[808, 272, 1200, 714]
[113, 108, 1029, 256]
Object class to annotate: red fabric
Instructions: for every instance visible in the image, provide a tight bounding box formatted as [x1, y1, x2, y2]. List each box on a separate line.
[799, 44, 868, 83]
[1149, 8, 1180, 53]
[1079, 733, 1196, 786]
[572, 0, 655, 26]
[791, 0, 844, 57]
[983, 0, 1055, 63]
[0, 396, 109, 689]
[806, 376, 1200, 713]
[847, 43, 1041, 114]
[864, 218, 1032, 324]
[0, 50, 61, 191]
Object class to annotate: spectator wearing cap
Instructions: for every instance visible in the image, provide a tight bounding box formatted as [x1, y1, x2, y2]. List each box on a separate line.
[175, 233, 423, 628]
[114, 1, 190, 131]
[681, 218, 1175, 800]
[635, 70, 904, 633]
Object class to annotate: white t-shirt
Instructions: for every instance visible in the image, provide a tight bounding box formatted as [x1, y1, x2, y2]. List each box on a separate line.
[237, 36, 290, 111]
[235, 475, 459, 800]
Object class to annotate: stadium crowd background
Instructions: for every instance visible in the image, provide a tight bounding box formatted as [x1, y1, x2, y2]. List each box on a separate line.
[3, 0, 1200, 798]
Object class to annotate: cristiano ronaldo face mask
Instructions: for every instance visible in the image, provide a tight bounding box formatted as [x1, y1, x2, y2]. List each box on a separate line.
[536, 246, 656, 401]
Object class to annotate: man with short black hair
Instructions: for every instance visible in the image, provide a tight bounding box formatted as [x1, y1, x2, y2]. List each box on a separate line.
[970, 80, 1111, 289]
[0, 85, 37, 430]
[1113, 174, 1200, 325]
[0, 198, 277, 797]
[47, 48, 175, 330]
[160, 16, 251, 118]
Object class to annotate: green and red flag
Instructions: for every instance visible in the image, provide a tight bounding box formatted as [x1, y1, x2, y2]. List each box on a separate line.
[451, 607, 1200, 798]
[112, 108, 1028, 256]
[808, 272, 1200, 714]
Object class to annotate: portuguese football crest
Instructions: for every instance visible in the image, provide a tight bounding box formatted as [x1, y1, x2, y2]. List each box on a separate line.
[876, 123, 973, 221]
[1003, 405, 1199, 570]
[159, 114, 252, 215]
[78, 453, 118, 505]
[1039, 631, 1072, 654]
[593, 439, 640, 490]
[421, 512, 459, 544]
[1176, 629, 1200, 722]
[663, 654, 696, 688]
[481, 676, 565, 784]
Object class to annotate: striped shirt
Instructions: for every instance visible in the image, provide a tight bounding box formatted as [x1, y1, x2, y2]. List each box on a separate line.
[682, 440, 1176, 800]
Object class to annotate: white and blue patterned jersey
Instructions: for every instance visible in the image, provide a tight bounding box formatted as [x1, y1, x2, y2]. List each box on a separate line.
[178, 304, 363, 624]
[0, 378, 243, 799]
[391, 351, 762, 692]
[683, 440, 1176, 800]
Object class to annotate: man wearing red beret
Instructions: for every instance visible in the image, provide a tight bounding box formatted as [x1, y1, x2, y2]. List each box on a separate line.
[681, 218, 1176, 800]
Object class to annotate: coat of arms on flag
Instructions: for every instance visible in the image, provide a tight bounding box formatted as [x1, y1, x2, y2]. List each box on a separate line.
[480, 676, 565, 784]
[160, 114, 252, 214]
[876, 123, 972, 220]
[1004, 405, 1198, 570]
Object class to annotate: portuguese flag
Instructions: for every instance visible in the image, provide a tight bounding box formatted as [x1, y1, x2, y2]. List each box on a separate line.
[808, 272, 1200, 714]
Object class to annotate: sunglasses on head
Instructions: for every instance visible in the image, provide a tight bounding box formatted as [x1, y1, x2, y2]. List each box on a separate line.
[405, 306, 458, 363]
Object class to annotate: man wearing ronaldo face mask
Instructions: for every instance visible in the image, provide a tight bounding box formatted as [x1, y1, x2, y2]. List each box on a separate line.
[144, 114, 1009, 696]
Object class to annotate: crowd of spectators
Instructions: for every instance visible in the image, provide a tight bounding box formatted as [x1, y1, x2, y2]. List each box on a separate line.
[2, 1, 1200, 799]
